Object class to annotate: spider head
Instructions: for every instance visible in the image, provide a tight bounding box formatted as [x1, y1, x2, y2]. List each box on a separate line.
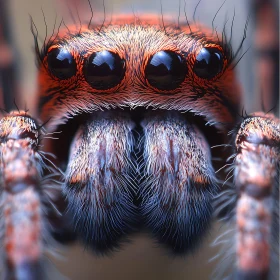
[38, 19, 240, 132]
[35, 18, 242, 254]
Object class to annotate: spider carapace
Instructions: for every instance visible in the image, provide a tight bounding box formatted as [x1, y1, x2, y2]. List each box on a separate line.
[0, 14, 279, 280]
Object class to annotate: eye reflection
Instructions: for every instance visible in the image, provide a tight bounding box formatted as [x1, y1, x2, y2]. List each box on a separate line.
[145, 50, 187, 91]
[47, 48, 76, 79]
[193, 47, 224, 79]
[84, 50, 126, 90]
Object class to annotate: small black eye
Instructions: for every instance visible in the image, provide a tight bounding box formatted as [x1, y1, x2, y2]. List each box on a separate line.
[193, 47, 224, 79]
[84, 50, 125, 90]
[145, 51, 187, 90]
[47, 48, 76, 79]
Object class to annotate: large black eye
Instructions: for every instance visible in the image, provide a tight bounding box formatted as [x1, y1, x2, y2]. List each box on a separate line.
[145, 50, 187, 90]
[47, 48, 76, 79]
[193, 47, 224, 79]
[84, 50, 125, 90]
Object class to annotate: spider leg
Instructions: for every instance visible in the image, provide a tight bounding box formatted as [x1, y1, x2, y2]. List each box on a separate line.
[64, 111, 137, 253]
[140, 110, 218, 254]
[0, 111, 58, 279]
[234, 112, 280, 279]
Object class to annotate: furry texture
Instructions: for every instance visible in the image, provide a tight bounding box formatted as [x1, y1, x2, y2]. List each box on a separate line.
[64, 111, 137, 253]
[38, 17, 240, 256]
[140, 111, 218, 254]
[0, 111, 62, 279]
[36, 20, 240, 132]
[213, 112, 280, 279]
[234, 113, 280, 279]
[33, 12, 279, 277]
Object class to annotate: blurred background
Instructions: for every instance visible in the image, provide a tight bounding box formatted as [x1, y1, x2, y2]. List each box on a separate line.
[0, 0, 279, 279]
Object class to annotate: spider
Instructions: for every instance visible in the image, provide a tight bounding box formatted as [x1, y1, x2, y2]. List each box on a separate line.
[0, 0, 279, 279]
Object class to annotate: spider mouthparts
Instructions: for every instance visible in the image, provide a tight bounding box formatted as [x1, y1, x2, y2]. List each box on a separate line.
[140, 110, 218, 253]
[64, 111, 138, 253]
[60, 109, 219, 254]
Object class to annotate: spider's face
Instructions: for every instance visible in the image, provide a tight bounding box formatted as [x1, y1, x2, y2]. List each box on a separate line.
[36, 18, 242, 254]
[38, 20, 240, 130]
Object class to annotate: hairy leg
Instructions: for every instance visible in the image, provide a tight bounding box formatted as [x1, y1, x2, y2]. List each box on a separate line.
[0, 112, 53, 279]
[234, 113, 280, 279]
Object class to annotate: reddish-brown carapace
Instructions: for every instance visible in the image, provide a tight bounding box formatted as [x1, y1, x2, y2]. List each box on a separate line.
[37, 17, 240, 130]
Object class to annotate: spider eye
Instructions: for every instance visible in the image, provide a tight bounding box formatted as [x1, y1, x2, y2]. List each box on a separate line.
[145, 50, 187, 90]
[193, 47, 224, 79]
[84, 50, 126, 90]
[47, 48, 76, 79]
